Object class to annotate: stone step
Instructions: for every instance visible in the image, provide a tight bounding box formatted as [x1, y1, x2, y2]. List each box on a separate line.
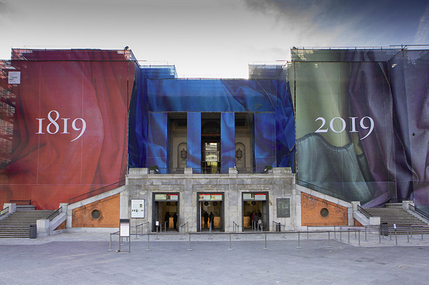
[0, 210, 54, 238]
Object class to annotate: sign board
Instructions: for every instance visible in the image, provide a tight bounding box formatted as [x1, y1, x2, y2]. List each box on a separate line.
[243, 193, 267, 201]
[131, 199, 144, 218]
[154, 193, 179, 201]
[199, 194, 223, 201]
[119, 219, 130, 237]
[277, 198, 290, 218]
[8, 71, 21, 84]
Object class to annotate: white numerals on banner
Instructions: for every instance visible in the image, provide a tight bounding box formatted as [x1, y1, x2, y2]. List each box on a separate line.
[36, 110, 87, 142]
[315, 116, 374, 140]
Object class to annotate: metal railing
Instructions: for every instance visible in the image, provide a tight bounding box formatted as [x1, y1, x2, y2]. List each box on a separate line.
[409, 204, 429, 220]
[134, 222, 150, 236]
[9, 199, 31, 205]
[144, 167, 291, 175]
[272, 221, 282, 232]
[0, 206, 9, 218]
[47, 206, 63, 221]
[68, 179, 125, 204]
[108, 223, 429, 252]
[180, 222, 189, 233]
[232, 221, 240, 233]
[357, 205, 373, 218]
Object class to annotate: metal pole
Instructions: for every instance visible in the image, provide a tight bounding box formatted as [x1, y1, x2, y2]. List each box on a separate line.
[307, 226, 309, 239]
[395, 229, 398, 246]
[422, 227, 424, 240]
[108, 233, 113, 251]
[340, 227, 342, 241]
[297, 232, 301, 249]
[358, 230, 360, 246]
[379, 229, 381, 244]
[188, 234, 192, 251]
[264, 233, 268, 250]
[327, 231, 332, 248]
[348, 229, 350, 244]
[364, 227, 368, 242]
[229, 233, 232, 250]
[146, 233, 151, 251]
[407, 229, 410, 243]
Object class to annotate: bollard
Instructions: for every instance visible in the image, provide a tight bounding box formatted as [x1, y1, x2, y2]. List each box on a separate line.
[229, 233, 233, 251]
[395, 229, 398, 246]
[358, 230, 360, 246]
[340, 227, 342, 241]
[264, 233, 268, 250]
[297, 232, 302, 249]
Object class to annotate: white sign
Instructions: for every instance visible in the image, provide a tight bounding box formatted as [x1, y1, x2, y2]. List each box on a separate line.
[120, 221, 130, 237]
[131, 199, 145, 218]
[8, 71, 21, 84]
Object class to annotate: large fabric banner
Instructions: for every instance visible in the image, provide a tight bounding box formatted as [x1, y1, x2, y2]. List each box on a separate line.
[128, 77, 295, 171]
[292, 49, 429, 208]
[0, 49, 136, 209]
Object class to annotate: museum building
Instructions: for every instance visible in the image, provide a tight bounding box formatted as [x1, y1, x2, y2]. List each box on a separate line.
[1, 47, 427, 235]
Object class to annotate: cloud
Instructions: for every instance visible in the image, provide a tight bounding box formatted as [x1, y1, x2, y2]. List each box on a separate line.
[242, 0, 428, 47]
[0, 0, 11, 15]
[414, 5, 429, 44]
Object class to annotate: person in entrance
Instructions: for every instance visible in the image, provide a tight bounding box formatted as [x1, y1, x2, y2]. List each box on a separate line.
[203, 211, 209, 228]
[209, 212, 214, 230]
[173, 213, 178, 231]
[165, 212, 170, 229]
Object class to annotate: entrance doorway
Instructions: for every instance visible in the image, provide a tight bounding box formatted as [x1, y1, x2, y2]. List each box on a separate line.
[242, 192, 269, 231]
[197, 193, 224, 232]
[152, 193, 179, 232]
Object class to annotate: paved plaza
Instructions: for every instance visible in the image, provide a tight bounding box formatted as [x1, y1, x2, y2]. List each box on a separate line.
[1, 231, 429, 284]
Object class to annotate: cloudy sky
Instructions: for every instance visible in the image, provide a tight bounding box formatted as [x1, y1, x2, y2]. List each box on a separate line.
[1, 0, 428, 78]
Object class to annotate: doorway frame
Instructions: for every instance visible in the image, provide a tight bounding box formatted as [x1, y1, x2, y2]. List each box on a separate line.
[196, 192, 225, 232]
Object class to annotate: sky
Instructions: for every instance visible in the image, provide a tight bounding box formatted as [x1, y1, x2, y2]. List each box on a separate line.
[0, 0, 428, 78]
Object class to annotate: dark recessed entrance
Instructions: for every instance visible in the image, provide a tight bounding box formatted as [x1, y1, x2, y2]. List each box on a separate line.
[197, 193, 224, 232]
[242, 192, 269, 231]
[152, 193, 180, 232]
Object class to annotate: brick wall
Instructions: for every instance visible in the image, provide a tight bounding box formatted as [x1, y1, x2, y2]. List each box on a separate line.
[301, 192, 348, 226]
[72, 194, 120, 227]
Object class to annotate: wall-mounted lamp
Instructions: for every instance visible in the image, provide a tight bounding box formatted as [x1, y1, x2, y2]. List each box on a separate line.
[181, 149, 187, 160]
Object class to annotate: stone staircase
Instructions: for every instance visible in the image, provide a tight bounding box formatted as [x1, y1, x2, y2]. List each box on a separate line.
[363, 203, 429, 235]
[0, 209, 55, 238]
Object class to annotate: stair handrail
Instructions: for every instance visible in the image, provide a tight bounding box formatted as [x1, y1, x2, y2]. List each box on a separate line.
[180, 222, 188, 233]
[409, 204, 429, 221]
[9, 199, 31, 205]
[68, 179, 125, 204]
[233, 221, 239, 233]
[47, 206, 63, 221]
[0, 206, 9, 218]
[357, 205, 372, 219]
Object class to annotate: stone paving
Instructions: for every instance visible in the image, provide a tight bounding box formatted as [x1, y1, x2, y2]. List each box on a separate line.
[1, 230, 429, 284]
